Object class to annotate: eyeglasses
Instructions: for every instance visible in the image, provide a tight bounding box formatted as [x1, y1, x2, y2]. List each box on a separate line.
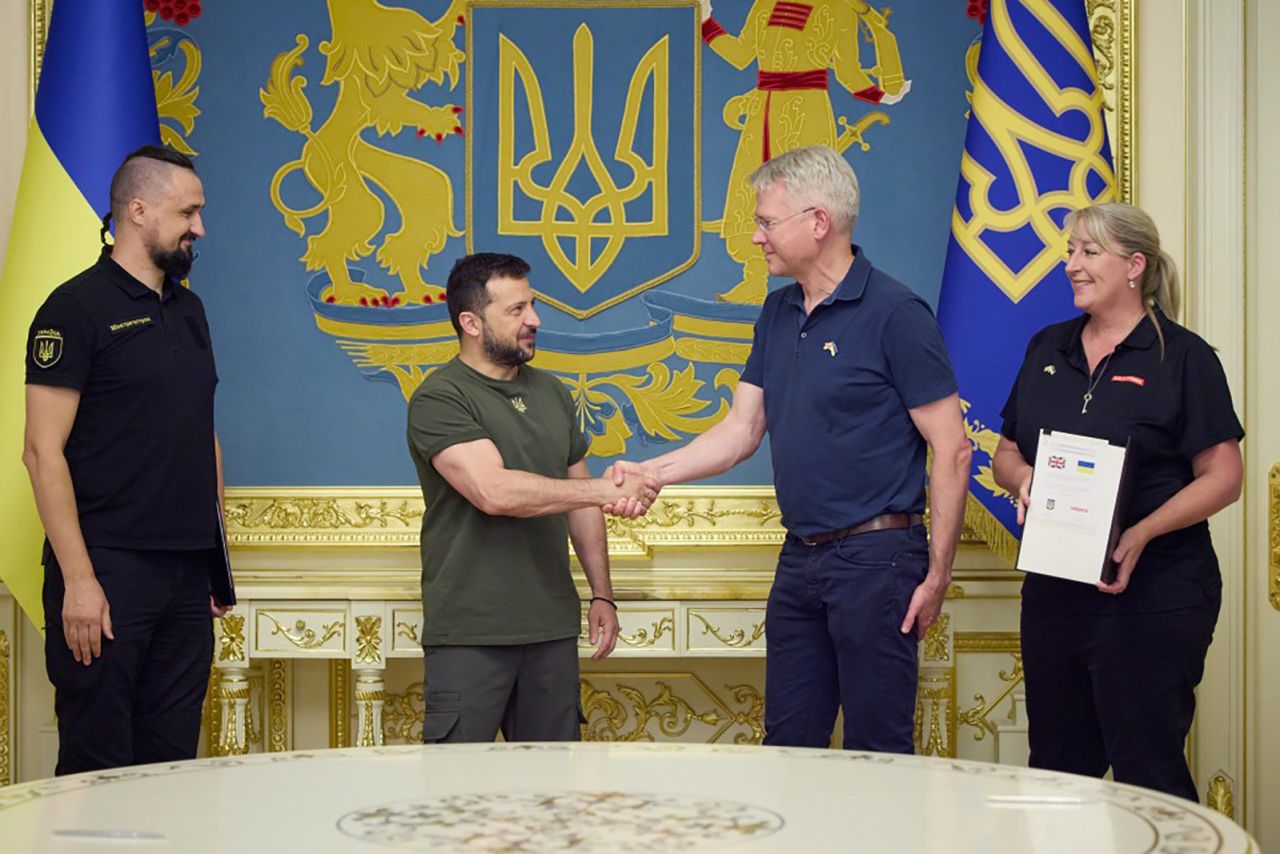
[753, 207, 816, 233]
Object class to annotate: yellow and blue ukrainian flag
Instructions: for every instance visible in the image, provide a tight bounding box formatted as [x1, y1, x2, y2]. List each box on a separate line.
[0, 0, 159, 628]
[936, 0, 1115, 564]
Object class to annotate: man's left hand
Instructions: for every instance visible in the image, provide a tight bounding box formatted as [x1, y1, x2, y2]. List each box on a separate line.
[587, 599, 620, 660]
[900, 575, 947, 639]
[211, 595, 232, 618]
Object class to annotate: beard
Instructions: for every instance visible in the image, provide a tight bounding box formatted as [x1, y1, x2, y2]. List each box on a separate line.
[150, 236, 197, 280]
[482, 324, 535, 367]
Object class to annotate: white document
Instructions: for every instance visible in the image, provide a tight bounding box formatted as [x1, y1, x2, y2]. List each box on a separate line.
[1015, 430, 1128, 585]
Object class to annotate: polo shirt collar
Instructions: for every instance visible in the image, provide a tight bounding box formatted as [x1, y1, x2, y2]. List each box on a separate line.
[783, 244, 872, 308]
[1058, 309, 1163, 361]
[99, 247, 180, 302]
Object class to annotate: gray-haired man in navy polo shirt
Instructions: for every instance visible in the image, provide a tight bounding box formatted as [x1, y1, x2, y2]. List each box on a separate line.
[609, 145, 972, 752]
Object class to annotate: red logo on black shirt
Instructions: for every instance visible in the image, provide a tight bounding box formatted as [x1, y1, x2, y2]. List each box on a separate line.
[1112, 375, 1145, 386]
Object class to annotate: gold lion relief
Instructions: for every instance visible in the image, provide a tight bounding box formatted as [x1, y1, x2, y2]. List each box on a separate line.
[261, 0, 468, 306]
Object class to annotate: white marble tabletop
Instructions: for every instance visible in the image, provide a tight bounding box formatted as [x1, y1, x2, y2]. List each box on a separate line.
[0, 742, 1256, 852]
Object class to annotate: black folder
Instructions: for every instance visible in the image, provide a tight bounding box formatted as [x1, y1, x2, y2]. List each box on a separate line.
[210, 500, 237, 607]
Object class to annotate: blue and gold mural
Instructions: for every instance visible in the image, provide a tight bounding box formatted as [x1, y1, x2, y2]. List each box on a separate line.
[153, 1, 980, 486]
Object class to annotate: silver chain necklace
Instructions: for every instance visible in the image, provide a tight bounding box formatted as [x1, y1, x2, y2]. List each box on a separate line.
[1081, 351, 1114, 414]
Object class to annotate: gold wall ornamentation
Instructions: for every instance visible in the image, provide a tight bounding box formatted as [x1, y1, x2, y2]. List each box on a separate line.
[261, 614, 344, 650]
[223, 487, 792, 551]
[355, 616, 383, 664]
[1087, 1, 1117, 92]
[330, 661, 351, 748]
[1269, 463, 1279, 610]
[579, 674, 763, 745]
[204, 664, 221, 755]
[223, 488, 995, 554]
[954, 633, 1024, 655]
[911, 632, 1025, 758]
[267, 660, 289, 753]
[223, 489, 425, 547]
[379, 675, 766, 747]
[218, 614, 247, 662]
[382, 683, 426, 744]
[957, 653, 1024, 743]
[1086, 0, 1136, 202]
[1206, 772, 1235, 820]
[690, 613, 765, 649]
[916, 613, 956, 757]
[30, 0, 49, 108]
[617, 616, 674, 649]
[0, 630, 10, 786]
[609, 496, 779, 529]
[914, 679, 955, 758]
[395, 621, 420, 645]
[923, 614, 951, 662]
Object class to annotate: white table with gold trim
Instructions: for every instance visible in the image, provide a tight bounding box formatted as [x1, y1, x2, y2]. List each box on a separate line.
[0, 743, 1255, 852]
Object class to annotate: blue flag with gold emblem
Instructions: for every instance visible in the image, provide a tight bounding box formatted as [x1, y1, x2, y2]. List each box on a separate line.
[936, 0, 1115, 564]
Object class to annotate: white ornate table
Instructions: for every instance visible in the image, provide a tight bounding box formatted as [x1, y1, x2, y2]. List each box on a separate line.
[0, 743, 1256, 852]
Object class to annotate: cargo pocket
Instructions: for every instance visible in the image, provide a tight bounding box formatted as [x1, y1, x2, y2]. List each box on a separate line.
[422, 690, 462, 743]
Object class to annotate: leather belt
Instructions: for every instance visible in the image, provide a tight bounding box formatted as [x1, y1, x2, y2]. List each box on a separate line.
[797, 512, 924, 547]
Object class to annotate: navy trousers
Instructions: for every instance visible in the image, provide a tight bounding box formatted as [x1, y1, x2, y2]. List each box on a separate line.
[763, 525, 928, 752]
[44, 547, 214, 775]
[1021, 593, 1219, 802]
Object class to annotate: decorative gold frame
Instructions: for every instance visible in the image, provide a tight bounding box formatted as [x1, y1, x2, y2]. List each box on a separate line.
[1269, 464, 1279, 610]
[29, 1, 1138, 558]
[1088, 0, 1137, 202]
[0, 630, 10, 787]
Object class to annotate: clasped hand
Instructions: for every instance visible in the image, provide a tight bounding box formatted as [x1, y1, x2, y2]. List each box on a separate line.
[602, 460, 662, 519]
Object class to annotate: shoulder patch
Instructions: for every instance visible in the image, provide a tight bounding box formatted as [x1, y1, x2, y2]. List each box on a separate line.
[32, 328, 64, 368]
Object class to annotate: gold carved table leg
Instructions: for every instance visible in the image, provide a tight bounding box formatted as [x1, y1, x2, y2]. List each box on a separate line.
[352, 609, 387, 747]
[213, 613, 251, 756]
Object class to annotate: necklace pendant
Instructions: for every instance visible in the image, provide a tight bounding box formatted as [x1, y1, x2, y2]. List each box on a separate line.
[1081, 392, 1092, 414]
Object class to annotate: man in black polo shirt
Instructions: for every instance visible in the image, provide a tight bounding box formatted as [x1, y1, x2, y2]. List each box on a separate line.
[22, 145, 227, 775]
[610, 145, 972, 752]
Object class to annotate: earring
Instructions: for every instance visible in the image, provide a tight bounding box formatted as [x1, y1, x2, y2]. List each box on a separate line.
[1127, 279, 1137, 289]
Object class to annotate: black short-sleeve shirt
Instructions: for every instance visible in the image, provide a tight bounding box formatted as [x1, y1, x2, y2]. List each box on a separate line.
[740, 246, 957, 536]
[1000, 311, 1243, 613]
[25, 249, 220, 550]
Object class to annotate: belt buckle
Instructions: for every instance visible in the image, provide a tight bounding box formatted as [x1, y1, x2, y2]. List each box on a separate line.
[800, 534, 819, 547]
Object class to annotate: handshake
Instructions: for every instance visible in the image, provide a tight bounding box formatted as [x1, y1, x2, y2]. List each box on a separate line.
[600, 460, 663, 519]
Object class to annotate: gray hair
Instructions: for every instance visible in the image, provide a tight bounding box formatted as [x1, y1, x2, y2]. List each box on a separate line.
[749, 145, 861, 233]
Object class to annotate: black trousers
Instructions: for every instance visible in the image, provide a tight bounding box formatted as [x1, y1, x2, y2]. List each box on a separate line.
[44, 547, 215, 776]
[1020, 593, 1219, 802]
[421, 637, 581, 744]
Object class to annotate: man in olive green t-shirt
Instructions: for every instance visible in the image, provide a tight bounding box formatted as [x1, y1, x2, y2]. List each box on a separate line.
[406, 253, 658, 743]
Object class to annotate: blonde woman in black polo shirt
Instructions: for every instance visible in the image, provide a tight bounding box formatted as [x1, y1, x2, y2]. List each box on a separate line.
[992, 202, 1243, 802]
